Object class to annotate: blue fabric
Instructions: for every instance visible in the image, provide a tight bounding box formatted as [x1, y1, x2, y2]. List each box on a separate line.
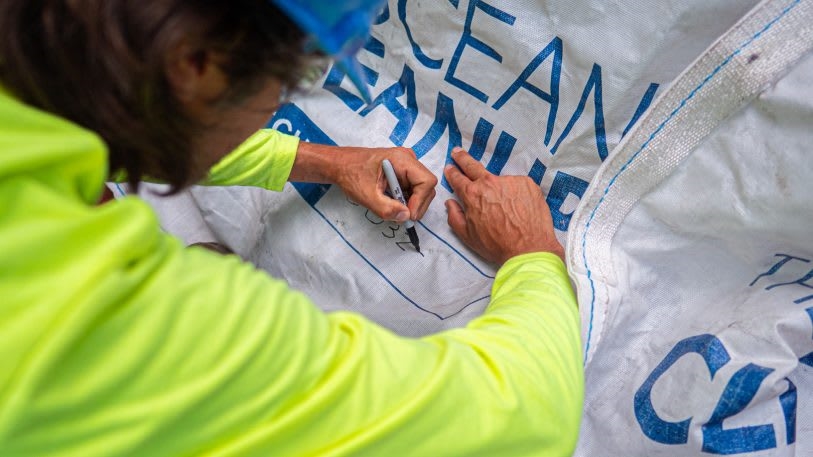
[273, 0, 387, 101]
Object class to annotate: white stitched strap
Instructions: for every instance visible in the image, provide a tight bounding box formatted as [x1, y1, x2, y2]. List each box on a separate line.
[567, 0, 813, 364]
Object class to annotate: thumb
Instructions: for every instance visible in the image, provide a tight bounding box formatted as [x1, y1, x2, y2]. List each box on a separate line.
[445, 199, 468, 242]
[371, 193, 410, 222]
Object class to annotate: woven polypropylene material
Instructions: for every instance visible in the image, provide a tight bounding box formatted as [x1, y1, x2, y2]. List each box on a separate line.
[568, 0, 813, 365]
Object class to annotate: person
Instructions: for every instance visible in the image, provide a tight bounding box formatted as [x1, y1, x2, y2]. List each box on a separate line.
[0, 1, 583, 455]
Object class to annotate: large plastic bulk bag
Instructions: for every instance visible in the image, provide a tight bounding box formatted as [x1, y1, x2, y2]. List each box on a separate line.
[136, 0, 812, 454]
[568, 0, 813, 454]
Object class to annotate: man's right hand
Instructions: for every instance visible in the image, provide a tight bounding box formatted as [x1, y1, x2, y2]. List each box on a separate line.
[444, 147, 564, 266]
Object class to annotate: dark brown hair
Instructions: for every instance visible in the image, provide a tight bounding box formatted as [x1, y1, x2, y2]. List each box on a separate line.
[0, 0, 308, 192]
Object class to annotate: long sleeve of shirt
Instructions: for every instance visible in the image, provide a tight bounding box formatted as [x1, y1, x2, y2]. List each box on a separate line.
[107, 129, 300, 189]
[203, 129, 300, 190]
[0, 86, 583, 457]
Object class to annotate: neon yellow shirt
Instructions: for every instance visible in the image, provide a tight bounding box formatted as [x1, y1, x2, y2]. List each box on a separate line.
[0, 87, 583, 456]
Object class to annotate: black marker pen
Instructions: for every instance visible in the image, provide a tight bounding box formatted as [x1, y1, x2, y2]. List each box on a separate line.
[381, 159, 421, 253]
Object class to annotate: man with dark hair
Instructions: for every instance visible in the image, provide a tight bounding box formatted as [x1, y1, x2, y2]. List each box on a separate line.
[0, 1, 583, 455]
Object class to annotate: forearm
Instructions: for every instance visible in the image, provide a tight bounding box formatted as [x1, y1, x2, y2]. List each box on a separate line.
[204, 131, 356, 187]
[286, 141, 340, 184]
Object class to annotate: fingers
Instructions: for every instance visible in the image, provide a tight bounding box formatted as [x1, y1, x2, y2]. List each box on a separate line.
[402, 162, 438, 220]
[407, 186, 436, 220]
[379, 147, 437, 221]
[451, 147, 489, 180]
[445, 199, 468, 243]
[363, 147, 491, 223]
[373, 167, 411, 221]
[372, 193, 410, 222]
[444, 163, 471, 196]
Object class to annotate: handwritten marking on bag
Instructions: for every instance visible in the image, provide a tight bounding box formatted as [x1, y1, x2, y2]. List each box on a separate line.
[348, 199, 426, 257]
[270, 104, 492, 319]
